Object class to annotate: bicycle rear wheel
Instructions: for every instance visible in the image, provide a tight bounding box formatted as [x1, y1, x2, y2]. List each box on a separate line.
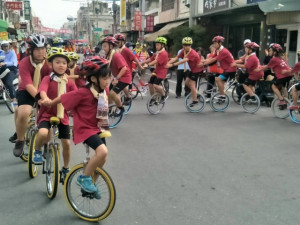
[108, 105, 124, 128]
[240, 93, 261, 113]
[64, 164, 116, 222]
[129, 83, 139, 100]
[184, 93, 206, 113]
[3, 89, 14, 113]
[44, 144, 59, 199]
[28, 130, 38, 178]
[146, 94, 165, 115]
[210, 93, 230, 112]
[271, 97, 290, 119]
[198, 82, 216, 100]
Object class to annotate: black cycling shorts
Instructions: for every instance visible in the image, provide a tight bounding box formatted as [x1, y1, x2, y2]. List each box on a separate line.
[38, 120, 70, 140]
[273, 77, 292, 88]
[187, 72, 201, 82]
[17, 90, 35, 107]
[110, 81, 129, 94]
[84, 134, 106, 150]
[244, 78, 257, 86]
[149, 76, 163, 85]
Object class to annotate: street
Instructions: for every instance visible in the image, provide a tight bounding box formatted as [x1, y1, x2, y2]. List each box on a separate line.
[1, 76, 300, 225]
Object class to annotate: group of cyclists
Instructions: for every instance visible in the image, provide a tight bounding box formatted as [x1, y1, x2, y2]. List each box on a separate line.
[2, 31, 300, 217]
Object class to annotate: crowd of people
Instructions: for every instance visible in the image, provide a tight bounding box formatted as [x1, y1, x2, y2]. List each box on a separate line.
[1, 32, 300, 200]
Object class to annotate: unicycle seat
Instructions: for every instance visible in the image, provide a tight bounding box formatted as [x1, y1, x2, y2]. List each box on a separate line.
[50, 117, 60, 126]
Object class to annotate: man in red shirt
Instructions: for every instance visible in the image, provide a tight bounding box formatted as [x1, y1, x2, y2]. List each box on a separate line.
[141, 37, 169, 103]
[203, 36, 236, 98]
[167, 37, 204, 106]
[13, 34, 52, 157]
[114, 34, 143, 104]
[101, 36, 131, 116]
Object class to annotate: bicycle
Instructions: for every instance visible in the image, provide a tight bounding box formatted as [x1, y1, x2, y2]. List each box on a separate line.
[184, 75, 206, 113]
[130, 70, 149, 100]
[64, 138, 116, 221]
[271, 85, 291, 119]
[29, 116, 61, 199]
[0, 76, 15, 113]
[120, 91, 132, 115]
[240, 92, 261, 114]
[146, 78, 169, 115]
[20, 111, 36, 162]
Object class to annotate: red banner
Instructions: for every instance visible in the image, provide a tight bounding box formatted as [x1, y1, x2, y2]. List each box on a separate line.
[6, 1, 23, 10]
[145, 15, 154, 32]
[134, 11, 142, 31]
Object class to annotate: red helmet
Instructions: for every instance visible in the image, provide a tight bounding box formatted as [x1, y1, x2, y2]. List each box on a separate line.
[101, 36, 118, 46]
[80, 56, 109, 77]
[271, 43, 283, 53]
[212, 36, 225, 43]
[114, 33, 126, 41]
[245, 42, 260, 50]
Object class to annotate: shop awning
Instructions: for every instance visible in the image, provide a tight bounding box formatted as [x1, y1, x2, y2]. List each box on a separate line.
[144, 20, 188, 42]
[259, 0, 300, 13]
[0, 20, 8, 32]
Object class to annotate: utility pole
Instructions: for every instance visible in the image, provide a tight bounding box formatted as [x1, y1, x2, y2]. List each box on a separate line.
[140, 0, 145, 43]
[112, 0, 117, 34]
[189, 0, 194, 28]
[87, 0, 91, 43]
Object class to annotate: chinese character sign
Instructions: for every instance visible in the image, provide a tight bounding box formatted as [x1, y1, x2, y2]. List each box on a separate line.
[0, 31, 9, 40]
[120, 0, 126, 26]
[203, 0, 229, 13]
[134, 11, 142, 31]
[145, 15, 154, 32]
[6, 1, 23, 10]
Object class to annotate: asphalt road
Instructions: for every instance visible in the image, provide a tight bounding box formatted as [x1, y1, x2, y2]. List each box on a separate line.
[1, 73, 300, 225]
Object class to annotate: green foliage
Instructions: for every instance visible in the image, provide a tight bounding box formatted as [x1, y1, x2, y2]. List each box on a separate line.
[166, 24, 211, 56]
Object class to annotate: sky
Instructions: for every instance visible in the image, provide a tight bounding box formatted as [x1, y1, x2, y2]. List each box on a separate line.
[30, 0, 81, 29]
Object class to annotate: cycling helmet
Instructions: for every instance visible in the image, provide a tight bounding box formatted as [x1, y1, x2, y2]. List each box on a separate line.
[271, 43, 283, 53]
[47, 47, 70, 63]
[68, 52, 79, 61]
[268, 43, 275, 49]
[1, 41, 10, 47]
[212, 36, 225, 43]
[27, 34, 47, 49]
[243, 39, 251, 45]
[125, 42, 134, 48]
[114, 33, 126, 41]
[101, 36, 118, 46]
[155, 37, 167, 45]
[245, 42, 260, 50]
[80, 56, 109, 78]
[53, 37, 64, 44]
[182, 37, 193, 45]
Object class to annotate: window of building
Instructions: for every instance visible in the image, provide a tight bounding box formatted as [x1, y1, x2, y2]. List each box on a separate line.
[162, 0, 174, 12]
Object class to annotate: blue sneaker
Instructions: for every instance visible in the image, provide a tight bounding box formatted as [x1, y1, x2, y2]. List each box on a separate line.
[33, 150, 43, 165]
[76, 175, 97, 193]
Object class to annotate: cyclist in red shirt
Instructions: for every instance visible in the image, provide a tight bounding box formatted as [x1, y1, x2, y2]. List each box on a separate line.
[203, 36, 236, 98]
[286, 50, 300, 109]
[101, 36, 131, 116]
[66, 52, 86, 88]
[232, 42, 263, 102]
[167, 37, 204, 107]
[141, 37, 169, 103]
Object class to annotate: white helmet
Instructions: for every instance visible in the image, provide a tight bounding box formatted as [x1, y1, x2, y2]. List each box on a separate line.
[27, 34, 47, 48]
[1, 41, 10, 46]
[243, 39, 251, 45]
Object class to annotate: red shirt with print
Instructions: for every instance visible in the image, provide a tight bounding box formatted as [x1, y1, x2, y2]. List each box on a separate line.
[292, 62, 300, 74]
[214, 47, 236, 73]
[110, 52, 132, 84]
[150, 50, 168, 79]
[243, 54, 264, 80]
[120, 47, 136, 72]
[267, 56, 292, 79]
[178, 49, 202, 73]
[37, 75, 77, 126]
[18, 56, 52, 91]
[61, 87, 107, 144]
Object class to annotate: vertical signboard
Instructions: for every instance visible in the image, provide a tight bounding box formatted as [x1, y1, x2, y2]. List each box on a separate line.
[24, 1, 31, 20]
[134, 11, 142, 31]
[120, 0, 126, 26]
[145, 15, 154, 32]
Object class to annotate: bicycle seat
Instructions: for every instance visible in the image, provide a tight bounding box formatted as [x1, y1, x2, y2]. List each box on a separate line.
[99, 131, 111, 138]
[50, 117, 60, 126]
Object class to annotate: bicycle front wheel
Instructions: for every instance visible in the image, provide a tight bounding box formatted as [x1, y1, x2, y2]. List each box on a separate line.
[271, 97, 290, 119]
[240, 93, 261, 113]
[64, 164, 116, 222]
[210, 93, 230, 112]
[3, 89, 14, 113]
[184, 93, 206, 113]
[45, 144, 59, 199]
[20, 123, 34, 162]
[289, 101, 300, 123]
[146, 94, 165, 115]
[28, 130, 38, 178]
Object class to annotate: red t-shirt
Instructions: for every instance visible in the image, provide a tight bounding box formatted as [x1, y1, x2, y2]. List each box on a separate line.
[207, 53, 223, 74]
[214, 47, 236, 73]
[292, 62, 300, 74]
[120, 47, 136, 72]
[37, 75, 77, 126]
[267, 57, 292, 79]
[61, 87, 105, 144]
[18, 56, 52, 91]
[110, 52, 132, 84]
[150, 50, 168, 79]
[178, 49, 202, 73]
[243, 54, 264, 80]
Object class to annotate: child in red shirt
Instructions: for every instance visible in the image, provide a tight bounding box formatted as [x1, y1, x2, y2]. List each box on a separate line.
[141, 37, 168, 103]
[66, 52, 86, 88]
[233, 42, 263, 102]
[34, 48, 77, 179]
[43, 57, 111, 198]
[287, 51, 300, 109]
